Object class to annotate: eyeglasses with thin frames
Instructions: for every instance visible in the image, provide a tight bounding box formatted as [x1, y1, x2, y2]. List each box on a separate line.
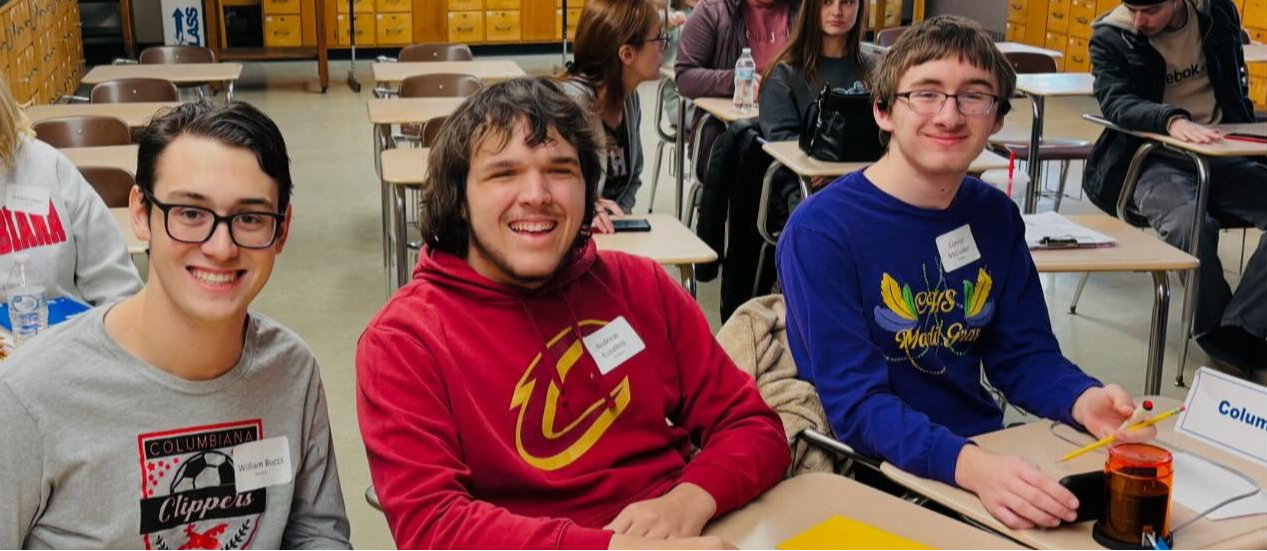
[894, 90, 1002, 116]
[140, 187, 286, 249]
[631, 34, 671, 51]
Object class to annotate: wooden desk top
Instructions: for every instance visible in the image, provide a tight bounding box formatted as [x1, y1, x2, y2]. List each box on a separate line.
[110, 208, 147, 255]
[592, 214, 717, 266]
[880, 396, 1267, 550]
[1016, 73, 1094, 97]
[1031, 215, 1199, 273]
[81, 63, 244, 85]
[24, 102, 182, 128]
[1245, 44, 1267, 63]
[61, 145, 138, 174]
[762, 140, 1009, 177]
[366, 97, 466, 125]
[1086, 117, 1267, 157]
[692, 97, 757, 123]
[381, 148, 429, 185]
[704, 472, 1021, 549]
[371, 60, 526, 84]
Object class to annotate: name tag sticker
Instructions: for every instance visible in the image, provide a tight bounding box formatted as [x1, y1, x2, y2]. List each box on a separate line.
[6, 186, 50, 216]
[935, 224, 981, 273]
[231, 436, 292, 494]
[1177, 367, 1267, 468]
[583, 316, 646, 375]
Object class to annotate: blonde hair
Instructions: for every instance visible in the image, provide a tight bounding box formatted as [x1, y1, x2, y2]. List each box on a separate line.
[0, 75, 34, 169]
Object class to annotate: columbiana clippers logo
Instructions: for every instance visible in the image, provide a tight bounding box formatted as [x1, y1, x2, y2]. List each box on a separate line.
[510, 320, 632, 471]
[137, 421, 267, 550]
[873, 265, 995, 373]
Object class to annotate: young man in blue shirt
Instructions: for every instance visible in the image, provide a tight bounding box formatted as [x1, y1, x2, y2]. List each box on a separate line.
[778, 15, 1153, 530]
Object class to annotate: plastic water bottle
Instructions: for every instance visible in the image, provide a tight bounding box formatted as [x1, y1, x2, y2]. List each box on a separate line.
[7, 254, 47, 346]
[733, 48, 756, 112]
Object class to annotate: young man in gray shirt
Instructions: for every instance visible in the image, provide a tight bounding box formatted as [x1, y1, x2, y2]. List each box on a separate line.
[0, 101, 351, 549]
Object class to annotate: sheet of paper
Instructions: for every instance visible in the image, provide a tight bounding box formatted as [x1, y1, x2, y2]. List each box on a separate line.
[1022, 212, 1117, 249]
[777, 515, 934, 550]
[1172, 451, 1267, 521]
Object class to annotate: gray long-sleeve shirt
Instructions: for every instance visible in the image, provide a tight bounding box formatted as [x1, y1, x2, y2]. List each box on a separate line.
[0, 137, 142, 306]
[0, 307, 351, 549]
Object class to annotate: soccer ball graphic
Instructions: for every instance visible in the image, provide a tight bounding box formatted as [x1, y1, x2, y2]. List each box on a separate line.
[169, 451, 236, 493]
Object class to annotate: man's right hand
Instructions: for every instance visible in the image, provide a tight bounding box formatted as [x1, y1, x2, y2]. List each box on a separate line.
[1167, 118, 1223, 144]
[609, 534, 735, 550]
[955, 445, 1078, 530]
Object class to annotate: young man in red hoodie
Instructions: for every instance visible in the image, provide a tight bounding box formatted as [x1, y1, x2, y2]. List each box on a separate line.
[356, 77, 790, 550]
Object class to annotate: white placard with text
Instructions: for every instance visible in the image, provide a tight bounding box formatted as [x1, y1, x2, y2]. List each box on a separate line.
[1177, 367, 1267, 468]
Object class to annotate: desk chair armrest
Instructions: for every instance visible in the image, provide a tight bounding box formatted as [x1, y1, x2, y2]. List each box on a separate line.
[111, 58, 139, 65]
[798, 428, 884, 474]
[376, 56, 398, 63]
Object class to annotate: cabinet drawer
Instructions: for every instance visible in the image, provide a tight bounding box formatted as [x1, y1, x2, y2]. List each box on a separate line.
[1045, 32, 1068, 70]
[555, 0, 582, 6]
[1047, 3, 1070, 33]
[336, 14, 375, 45]
[485, 10, 520, 42]
[1249, 76, 1267, 106]
[376, 0, 411, 13]
[1065, 37, 1090, 72]
[1006, 21, 1025, 42]
[263, 0, 301, 15]
[1069, 0, 1094, 38]
[556, 8, 581, 39]
[1007, 0, 1027, 24]
[487, 0, 519, 7]
[376, 13, 412, 44]
[264, 15, 302, 46]
[1249, 27, 1267, 44]
[336, 0, 374, 14]
[1250, 63, 1267, 78]
[448, 11, 484, 42]
[449, 0, 483, 10]
[1247, 0, 1267, 23]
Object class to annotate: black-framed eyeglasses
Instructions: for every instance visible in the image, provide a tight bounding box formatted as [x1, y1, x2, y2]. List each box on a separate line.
[140, 188, 285, 249]
[631, 34, 671, 51]
[894, 90, 1002, 116]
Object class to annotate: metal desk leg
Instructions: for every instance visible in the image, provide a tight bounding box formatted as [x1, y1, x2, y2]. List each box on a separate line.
[1175, 150, 1212, 387]
[679, 264, 698, 298]
[376, 123, 395, 297]
[674, 97, 689, 219]
[1024, 94, 1045, 214]
[684, 112, 716, 226]
[226, 81, 235, 103]
[394, 181, 410, 289]
[1146, 271, 1171, 395]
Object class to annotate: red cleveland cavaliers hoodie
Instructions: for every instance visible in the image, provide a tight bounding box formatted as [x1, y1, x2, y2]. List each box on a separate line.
[356, 240, 789, 549]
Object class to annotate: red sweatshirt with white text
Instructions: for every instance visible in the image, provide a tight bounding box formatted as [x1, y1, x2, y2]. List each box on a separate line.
[356, 241, 789, 549]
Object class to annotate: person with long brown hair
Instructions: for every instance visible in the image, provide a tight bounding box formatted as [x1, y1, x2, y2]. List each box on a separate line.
[560, 0, 668, 228]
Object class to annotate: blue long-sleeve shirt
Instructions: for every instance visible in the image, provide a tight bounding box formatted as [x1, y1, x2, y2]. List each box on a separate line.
[777, 171, 1101, 486]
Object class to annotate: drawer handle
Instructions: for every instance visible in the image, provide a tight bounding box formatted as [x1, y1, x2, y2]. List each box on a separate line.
[274, 29, 292, 36]
[1073, 56, 1085, 63]
[1076, 16, 1088, 24]
[1052, 12, 1064, 19]
[1010, 3, 1022, 9]
[458, 26, 474, 31]
[495, 25, 511, 31]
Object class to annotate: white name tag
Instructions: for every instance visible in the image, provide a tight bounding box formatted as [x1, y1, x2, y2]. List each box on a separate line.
[231, 436, 293, 494]
[5, 186, 50, 216]
[1177, 367, 1267, 468]
[935, 224, 981, 273]
[582, 316, 646, 375]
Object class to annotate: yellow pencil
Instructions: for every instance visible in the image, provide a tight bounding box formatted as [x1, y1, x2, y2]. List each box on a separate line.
[1058, 406, 1186, 463]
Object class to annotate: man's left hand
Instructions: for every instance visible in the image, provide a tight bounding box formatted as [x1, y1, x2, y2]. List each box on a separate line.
[603, 483, 718, 539]
[1072, 384, 1157, 442]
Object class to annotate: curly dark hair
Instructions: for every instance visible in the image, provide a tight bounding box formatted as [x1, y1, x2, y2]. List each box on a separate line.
[421, 77, 605, 256]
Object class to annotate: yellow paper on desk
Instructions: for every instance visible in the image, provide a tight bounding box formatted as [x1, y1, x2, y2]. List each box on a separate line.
[778, 515, 935, 550]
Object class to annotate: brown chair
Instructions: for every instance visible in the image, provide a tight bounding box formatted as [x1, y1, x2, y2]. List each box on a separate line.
[90, 78, 180, 103]
[988, 51, 1092, 211]
[139, 45, 217, 64]
[875, 26, 910, 47]
[397, 43, 474, 62]
[78, 167, 136, 208]
[33, 116, 131, 148]
[420, 115, 449, 148]
[399, 73, 483, 98]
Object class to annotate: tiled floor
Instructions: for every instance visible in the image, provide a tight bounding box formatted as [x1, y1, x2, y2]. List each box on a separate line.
[222, 56, 1258, 549]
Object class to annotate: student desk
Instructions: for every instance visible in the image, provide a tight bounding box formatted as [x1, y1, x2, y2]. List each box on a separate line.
[1014, 72, 1095, 214]
[880, 396, 1267, 549]
[1245, 44, 1267, 63]
[61, 145, 139, 174]
[110, 208, 147, 255]
[1032, 215, 1198, 395]
[677, 97, 758, 223]
[81, 64, 245, 102]
[1084, 115, 1267, 386]
[379, 150, 717, 296]
[370, 61, 526, 86]
[24, 103, 183, 129]
[702, 472, 1022, 549]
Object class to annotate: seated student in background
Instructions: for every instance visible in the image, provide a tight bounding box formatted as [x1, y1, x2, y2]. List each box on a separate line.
[0, 102, 352, 549]
[357, 77, 789, 550]
[777, 16, 1152, 531]
[560, 0, 666, 227]
[0, 75, 141, 307]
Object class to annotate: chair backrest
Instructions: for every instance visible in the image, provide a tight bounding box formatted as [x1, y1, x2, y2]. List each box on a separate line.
[1004, 52, 1058, 74]
[90, 78, 181, 103]
[398, 43, 474, 62]
[399, 73, 484, 98]
[33, 116, 131, 148]
[139, 46, 217, 64]
[78, 166, 136, 208]
[421, 115, 449, 148]
[875, 26, 910, 47]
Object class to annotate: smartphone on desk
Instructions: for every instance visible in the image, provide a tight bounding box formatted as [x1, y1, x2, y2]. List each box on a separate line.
[612, 219, 652, 233]
[1059, 470, 1106, 523]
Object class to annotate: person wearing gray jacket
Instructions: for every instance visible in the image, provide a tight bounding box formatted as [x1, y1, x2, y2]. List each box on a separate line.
[0, 101, 351, 549]
[0, 77, 141, 308]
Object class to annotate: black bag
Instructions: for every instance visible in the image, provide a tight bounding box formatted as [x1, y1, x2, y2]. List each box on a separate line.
[798, 85, 884, 162]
